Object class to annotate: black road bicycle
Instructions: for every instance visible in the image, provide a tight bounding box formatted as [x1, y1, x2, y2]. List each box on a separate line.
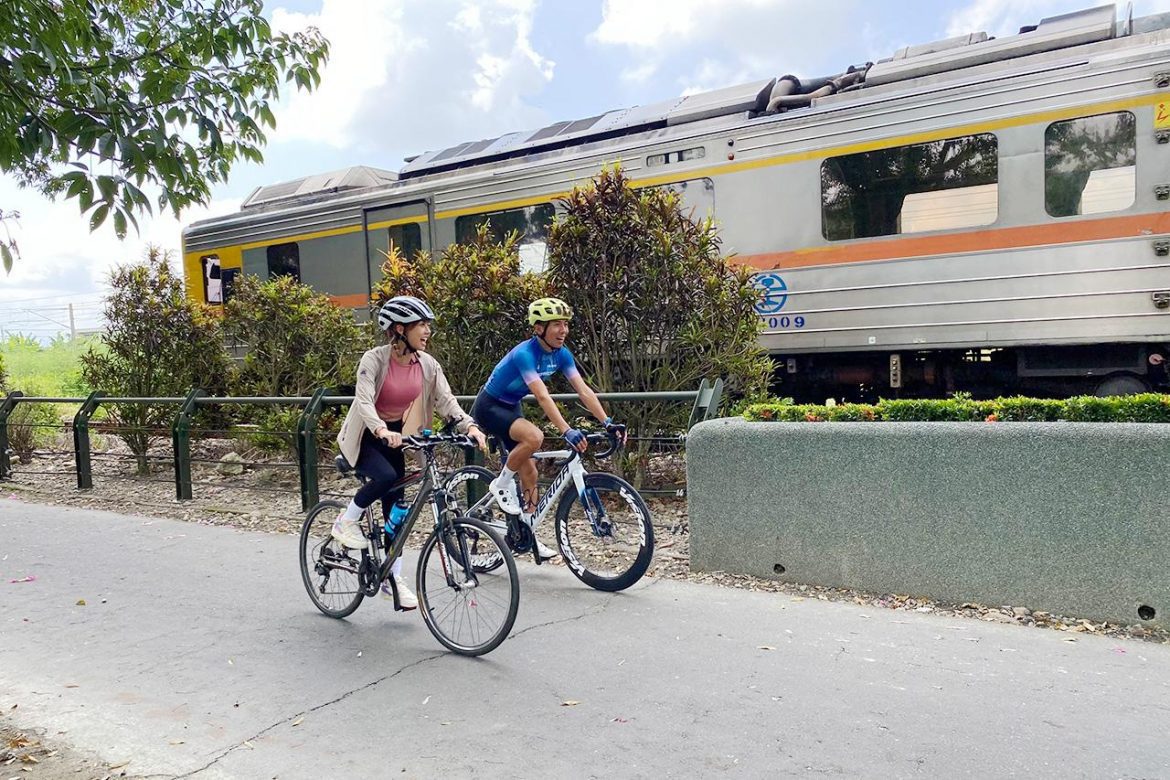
[441, 428, 654, 592]
[299, 431, 519, 656]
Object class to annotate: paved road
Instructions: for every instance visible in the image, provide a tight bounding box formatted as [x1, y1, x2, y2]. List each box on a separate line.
[1, 498, 1168, 779]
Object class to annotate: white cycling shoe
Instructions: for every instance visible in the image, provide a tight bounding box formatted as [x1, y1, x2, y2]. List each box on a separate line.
[489, 473, 523, 515]
[535, 540, 560, 561]
[331, 512, 367, 549]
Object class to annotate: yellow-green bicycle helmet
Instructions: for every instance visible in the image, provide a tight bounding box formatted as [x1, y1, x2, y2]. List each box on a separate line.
[528, 297, 573, 326]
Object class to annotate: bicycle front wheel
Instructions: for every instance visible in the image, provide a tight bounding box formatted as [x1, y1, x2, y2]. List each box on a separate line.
[554, 473, 655, 592]
[300, 499, 365, 618]
[417, 516, 519, 656]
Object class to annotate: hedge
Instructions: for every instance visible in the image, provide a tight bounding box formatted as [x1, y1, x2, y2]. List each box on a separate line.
[742, 394, 1170, 424]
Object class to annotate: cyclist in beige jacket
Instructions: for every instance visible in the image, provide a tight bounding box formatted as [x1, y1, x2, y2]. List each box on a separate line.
[333, 295, 486, 608]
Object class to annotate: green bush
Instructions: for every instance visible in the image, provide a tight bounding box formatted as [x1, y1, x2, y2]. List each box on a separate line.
[81, 247, 233, 473]
[742, 393, 1170, 423]
[224, 274, 370, 400]
[371, 227, 552, 395]
[546, 166, 772, 485]
[5, 382, 64, 463]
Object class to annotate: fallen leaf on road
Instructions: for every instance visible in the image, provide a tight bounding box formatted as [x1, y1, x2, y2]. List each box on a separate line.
[758, 645, 776, 651]
[612, 717, 628, 723]
[357, 651, 362, 658]
[8, 577, 35, 584]
[108, 761, 129, 770]
[63, 684, 79, 689]
[561, 700, 580, 707]
[422, 696, 430, 705]
[242, 741, 254, 750]
[76, 599, 86, 606]
[291, 717, 304, 727]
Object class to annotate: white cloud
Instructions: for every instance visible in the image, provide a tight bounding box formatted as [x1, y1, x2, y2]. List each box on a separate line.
[591, 0, 867, 98]
[271, 0, 555, 158]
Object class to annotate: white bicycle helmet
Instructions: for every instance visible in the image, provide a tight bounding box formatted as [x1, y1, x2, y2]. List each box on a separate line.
[377, 295, 434, 331]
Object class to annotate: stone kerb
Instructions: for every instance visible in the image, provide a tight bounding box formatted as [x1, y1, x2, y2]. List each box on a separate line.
[687, 417, 1168, 628]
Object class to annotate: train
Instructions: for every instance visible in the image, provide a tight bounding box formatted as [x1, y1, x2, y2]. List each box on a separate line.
[183, 2, 1170, 400]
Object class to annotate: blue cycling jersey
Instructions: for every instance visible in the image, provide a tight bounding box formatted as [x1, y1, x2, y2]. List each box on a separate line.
[482, 338, 580, 404]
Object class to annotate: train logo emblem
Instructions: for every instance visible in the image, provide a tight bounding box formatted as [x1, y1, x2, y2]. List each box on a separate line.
[752, 273, 788, 315]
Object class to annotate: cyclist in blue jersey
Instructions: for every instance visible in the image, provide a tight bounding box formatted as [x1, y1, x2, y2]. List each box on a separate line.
[472, 297, 625, 560]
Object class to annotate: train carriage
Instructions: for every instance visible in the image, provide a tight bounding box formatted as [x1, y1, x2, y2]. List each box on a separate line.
[183, 3, 1170, 399]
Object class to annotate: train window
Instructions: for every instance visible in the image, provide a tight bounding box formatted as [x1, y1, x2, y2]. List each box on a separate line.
[1044, 112, 1135, 218]
[821, 133, 998, 240]
[373, 222, 422, 260]
[647, 147, 706, 167]
[200, 254, 222, 304]
[455, 203, 555, 273]
[266, 242, 301, 281]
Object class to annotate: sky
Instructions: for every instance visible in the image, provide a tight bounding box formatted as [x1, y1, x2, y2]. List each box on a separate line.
[3, 0, 1170, 338]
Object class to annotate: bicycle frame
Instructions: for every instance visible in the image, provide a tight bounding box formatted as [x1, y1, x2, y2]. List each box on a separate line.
[355, 444, 480, 602]
[463, 446, 597, 534]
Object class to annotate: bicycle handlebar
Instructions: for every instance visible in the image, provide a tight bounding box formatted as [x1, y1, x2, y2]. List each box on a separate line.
[402, 431, 478, 451]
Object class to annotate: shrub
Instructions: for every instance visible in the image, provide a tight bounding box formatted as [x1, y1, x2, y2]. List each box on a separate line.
[546, 166, 772, 484]
[224, 274, 370, 399]
[80, 247, 232, 473]
[6, 382, 63, 463]
[742, 393, 1170, 423]
[371, 229, 552, 394]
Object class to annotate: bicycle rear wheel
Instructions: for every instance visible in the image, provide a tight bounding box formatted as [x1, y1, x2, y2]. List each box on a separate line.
[300, 499, 365, 618]
[554, 473, 655, 592]
[417, 516, 519, 656]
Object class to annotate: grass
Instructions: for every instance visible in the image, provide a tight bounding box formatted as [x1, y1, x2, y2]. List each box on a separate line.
[0, 334, 100, 398]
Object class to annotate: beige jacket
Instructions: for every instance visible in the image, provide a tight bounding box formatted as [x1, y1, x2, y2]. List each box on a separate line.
[336, 345, 475, 467]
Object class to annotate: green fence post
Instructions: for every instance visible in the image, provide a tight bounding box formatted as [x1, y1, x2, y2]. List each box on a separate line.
[704, 378, 724, 421]
[73, 391, 105, 489]
[687, 378, 726, 429]
[298, 388, 328, 511]
[171, 389, 205, 500]
[0, 392, 25, 481]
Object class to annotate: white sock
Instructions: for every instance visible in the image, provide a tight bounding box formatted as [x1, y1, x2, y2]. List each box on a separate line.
[391, 557, 403, 579]
[497, 465, 516, 484]
[343, 500, 363, 521]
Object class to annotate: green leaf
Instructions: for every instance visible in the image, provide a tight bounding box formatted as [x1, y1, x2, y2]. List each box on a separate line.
[89, 204, 110, 231]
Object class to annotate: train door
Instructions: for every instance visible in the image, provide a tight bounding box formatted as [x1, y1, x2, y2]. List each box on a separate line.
[363, 200, 433, 299]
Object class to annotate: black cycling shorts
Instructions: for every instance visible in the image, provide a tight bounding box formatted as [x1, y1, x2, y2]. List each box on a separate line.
[471, 390, 522, 453]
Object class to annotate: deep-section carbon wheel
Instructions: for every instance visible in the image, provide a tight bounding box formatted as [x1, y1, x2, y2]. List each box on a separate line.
[554, 473, 654, 592]
[441, 466, 506, 573]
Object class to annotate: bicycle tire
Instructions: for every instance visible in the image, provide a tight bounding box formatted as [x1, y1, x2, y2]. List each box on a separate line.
[416, 516, 519, 656]
[554, 472, 654, 592]
[441, 466, 507, 573]
[299, 499, 365, 618]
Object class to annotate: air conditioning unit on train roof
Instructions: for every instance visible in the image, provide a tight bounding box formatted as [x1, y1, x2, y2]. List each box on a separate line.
[865, 3, 1117, 86]
[241, 166, 398, 209]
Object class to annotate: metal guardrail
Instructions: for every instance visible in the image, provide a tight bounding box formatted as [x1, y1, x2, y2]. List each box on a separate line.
[0, 379, 723, 511]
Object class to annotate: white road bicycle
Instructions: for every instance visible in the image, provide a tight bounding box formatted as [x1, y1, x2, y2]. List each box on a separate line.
[441, 428, 654, 592]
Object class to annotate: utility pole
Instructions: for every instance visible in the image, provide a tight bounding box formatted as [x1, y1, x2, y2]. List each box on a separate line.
[68, 303, 76, 341]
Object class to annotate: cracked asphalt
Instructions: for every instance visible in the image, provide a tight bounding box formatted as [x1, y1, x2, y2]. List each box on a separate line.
[2, 498, 1169, 779]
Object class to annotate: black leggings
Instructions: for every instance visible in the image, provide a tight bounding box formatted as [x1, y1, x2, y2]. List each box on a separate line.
[353, 421, 406, 520]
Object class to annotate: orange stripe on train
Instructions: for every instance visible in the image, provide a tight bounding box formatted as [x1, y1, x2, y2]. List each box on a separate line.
[737, 212, 1170, 271]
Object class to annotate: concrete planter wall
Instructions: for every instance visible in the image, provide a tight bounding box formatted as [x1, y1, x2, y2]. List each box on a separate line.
[687, 417, 1168, 628]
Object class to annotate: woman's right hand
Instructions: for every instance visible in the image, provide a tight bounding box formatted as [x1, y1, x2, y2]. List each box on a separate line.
[376, 428, 403, 448]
